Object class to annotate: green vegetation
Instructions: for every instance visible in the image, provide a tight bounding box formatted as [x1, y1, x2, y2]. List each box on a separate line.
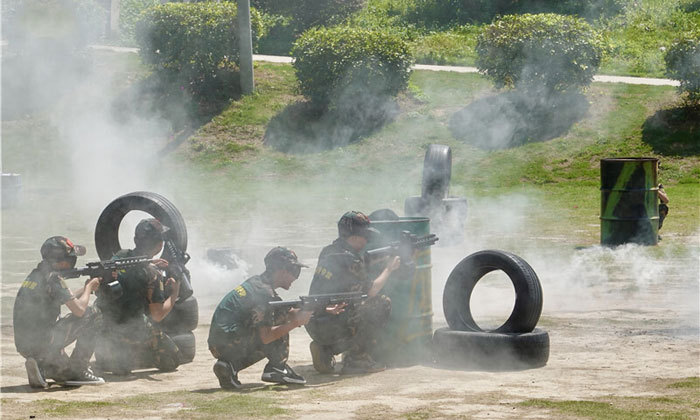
[518, 377, 700, 419]
[291, 26, 413, 109]
[2, 390, 289, 418]
[664, 30, 700, 103]
[476, 14, 604, 93]
[134, 2, 264, 100]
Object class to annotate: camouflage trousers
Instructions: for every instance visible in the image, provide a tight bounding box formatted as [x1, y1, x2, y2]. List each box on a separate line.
[209, 329, 289, 372]
[305, 294, 391, 357]
[18, 306, 101, 377]
[100, 315, 180, 373]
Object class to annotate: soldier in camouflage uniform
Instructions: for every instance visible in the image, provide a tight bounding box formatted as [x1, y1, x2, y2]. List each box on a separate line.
[306, 211, 400, 375]
[208, 247, 314, 389]
[96, 219, 181, 375]
[13, 236, 105, 388]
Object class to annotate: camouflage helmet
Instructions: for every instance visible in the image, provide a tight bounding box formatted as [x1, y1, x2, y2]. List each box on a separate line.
[40, 236, 86, 262]
[264, 247, 309, 272]
[134, 218, 169, 245]
[337, 211, 379, 239]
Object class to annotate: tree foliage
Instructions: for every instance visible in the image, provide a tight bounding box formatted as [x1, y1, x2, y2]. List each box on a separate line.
[476, 13, 605, 94]
[665, 31, 700, 104]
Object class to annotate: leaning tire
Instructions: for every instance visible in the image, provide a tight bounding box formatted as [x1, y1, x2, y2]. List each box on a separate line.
[158, 296, 199, 333]
[443, 250, 542, 333]
[94, 191, 188, 261]
[171, 331, 196, 364]
[433, 328, 549, 370]
[421, 144, 452, 200]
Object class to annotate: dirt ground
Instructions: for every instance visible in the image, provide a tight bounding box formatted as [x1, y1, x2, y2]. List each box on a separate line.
[1, 243, 698, 419]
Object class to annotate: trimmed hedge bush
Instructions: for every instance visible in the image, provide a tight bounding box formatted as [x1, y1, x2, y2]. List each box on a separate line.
[291, 25, 413, 110]
[665, 31, 700, 103]
[476, 13, 605, 94]
[134, 1, 264, 99]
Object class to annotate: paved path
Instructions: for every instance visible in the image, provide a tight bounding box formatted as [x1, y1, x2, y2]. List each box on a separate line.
[88, 45, 680, 87]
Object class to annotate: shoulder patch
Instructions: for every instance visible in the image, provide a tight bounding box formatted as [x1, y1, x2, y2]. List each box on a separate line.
[235, 285, 247, 297]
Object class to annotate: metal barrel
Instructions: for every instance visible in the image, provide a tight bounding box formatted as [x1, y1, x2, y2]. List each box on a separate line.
[367, 217, 433, 366]
[600, 158, 659, 246]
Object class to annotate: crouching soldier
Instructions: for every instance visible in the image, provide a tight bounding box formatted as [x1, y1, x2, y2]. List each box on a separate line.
[306, 211, 400, 374]
[13, 236, 105, 388]
[96, 218, 181, 374]
[208, 247, 313, 389]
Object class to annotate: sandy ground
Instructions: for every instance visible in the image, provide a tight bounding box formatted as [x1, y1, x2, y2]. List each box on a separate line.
[1, 275, 698, 419]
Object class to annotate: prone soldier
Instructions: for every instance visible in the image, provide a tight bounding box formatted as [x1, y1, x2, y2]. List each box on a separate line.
[13, 236, 105, 388]
[95, 218, 181, 374]
[208, 247, 333, 389]
[306, 211, 401, 375]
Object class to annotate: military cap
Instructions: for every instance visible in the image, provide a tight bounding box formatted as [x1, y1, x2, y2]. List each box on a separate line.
[134, 218, 170, 241]
[337, 211, 380, 238]
[40, 236, 86, 261]
[264, 247, 309, 270]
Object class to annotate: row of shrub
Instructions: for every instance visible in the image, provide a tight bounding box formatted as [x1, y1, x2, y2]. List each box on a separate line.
[134, 3, 699, 109]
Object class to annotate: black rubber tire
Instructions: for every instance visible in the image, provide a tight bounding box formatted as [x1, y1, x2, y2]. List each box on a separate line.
[421, 144, 452, 200]
[432, 327, 549, 371]
[158, 296, 199, 333]
[443, 250, 542, 333]
[94, 191, 188, 261]
[404, 196, 428, 217]
[171, 331, 196, 364]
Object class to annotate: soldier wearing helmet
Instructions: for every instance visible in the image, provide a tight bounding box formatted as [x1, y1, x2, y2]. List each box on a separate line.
[13, 236, 105, 388]
[208, 247, 316, 389]
[95, 218, 181, 375]
[306, 211, 400, 375]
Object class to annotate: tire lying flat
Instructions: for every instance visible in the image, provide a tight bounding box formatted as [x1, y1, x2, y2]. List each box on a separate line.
[433, 327, 549, 371]
[443, 250, 542, 333]
[171, 331, 196, 364]
[158, 295, 199, 333]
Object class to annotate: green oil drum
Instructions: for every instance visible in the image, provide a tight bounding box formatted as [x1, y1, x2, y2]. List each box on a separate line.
[367, 217, 433, 366]
[600, 158, 659, 246]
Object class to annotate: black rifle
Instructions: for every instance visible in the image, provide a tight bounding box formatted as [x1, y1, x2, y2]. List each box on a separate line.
[365, 231, 439, 269]
[58, 256, 154, 300]
[161, 238, 194, 301]
[268, 292, 367, 312]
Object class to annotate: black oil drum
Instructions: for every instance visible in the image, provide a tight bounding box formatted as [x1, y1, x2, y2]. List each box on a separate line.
[600, 158, 659, 246]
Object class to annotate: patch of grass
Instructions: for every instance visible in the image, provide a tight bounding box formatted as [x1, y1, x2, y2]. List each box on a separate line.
[191, 393, 287, 417]
[669, 377, 700, 389]
[10, 390, 289, 418]
[36, 399, 116, 416]
[520, 399, 691, 420]
[411, 25, 481, 66]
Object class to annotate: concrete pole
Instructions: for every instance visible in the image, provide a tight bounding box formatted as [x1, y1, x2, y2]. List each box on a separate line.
[237, 0, 254, 94]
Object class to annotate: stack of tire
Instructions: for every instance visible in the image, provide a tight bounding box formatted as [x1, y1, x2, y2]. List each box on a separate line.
[93, 191, 198, 372]
[404, 144, 468, 246]
[434, 250, 549, 370]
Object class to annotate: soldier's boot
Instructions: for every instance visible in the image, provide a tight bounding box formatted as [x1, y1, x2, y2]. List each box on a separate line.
[341, 352, 386, 375]
[61, 369, 105, 387]
[310, 341, 335, 374]
[261, 362, 306, 385]
[213, 360, 241, 390]
[25, 358, 49, 389]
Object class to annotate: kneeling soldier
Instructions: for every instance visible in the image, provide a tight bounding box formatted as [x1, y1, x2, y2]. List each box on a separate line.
[208, 247, 313, 389]
[13, 236, 105, 388]
[306, 211, 400, 374]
